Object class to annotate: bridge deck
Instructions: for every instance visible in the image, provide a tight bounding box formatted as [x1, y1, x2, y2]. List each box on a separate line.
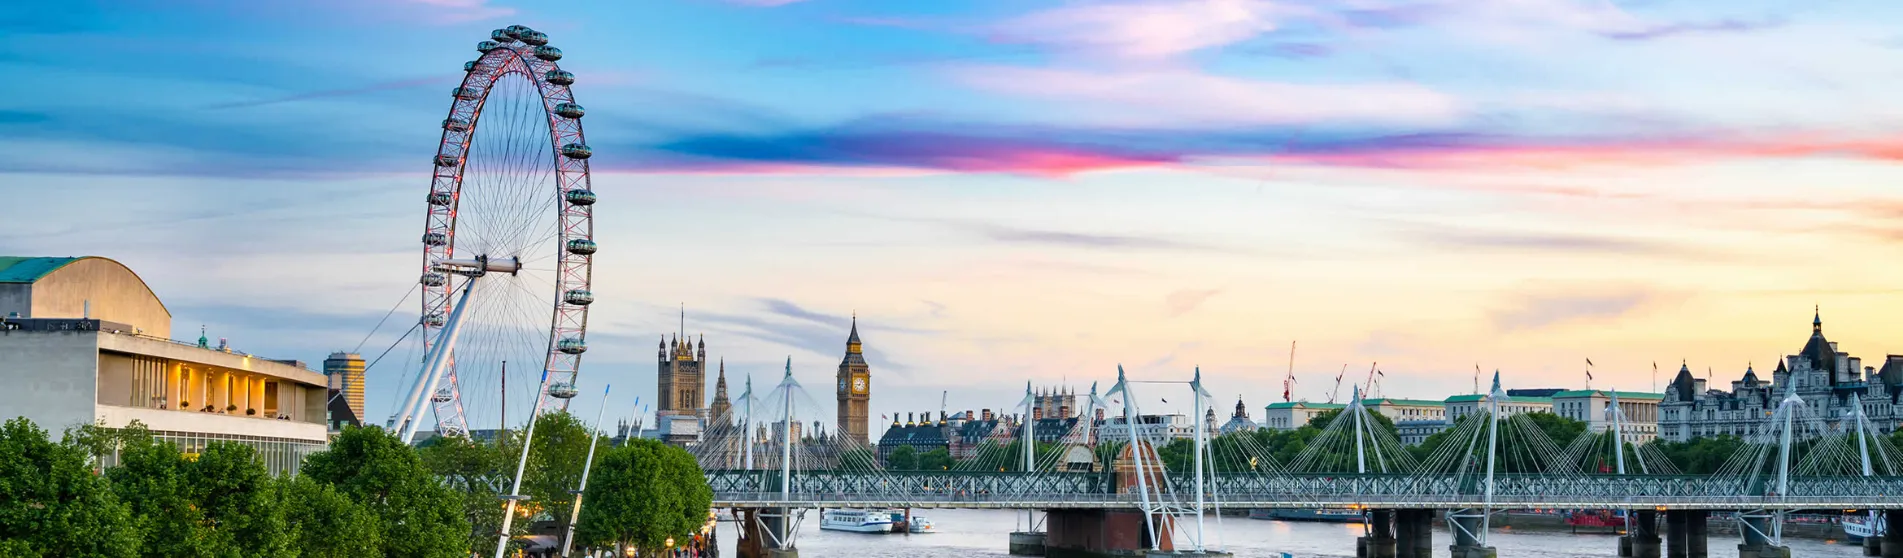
[706, 470, 1903, 510]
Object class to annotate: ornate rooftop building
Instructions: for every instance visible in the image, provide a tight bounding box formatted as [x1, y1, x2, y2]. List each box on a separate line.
[1659, 309, 1903, 442]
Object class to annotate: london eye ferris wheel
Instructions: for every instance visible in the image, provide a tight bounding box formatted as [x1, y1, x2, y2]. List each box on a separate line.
[393, 24, 595, 442]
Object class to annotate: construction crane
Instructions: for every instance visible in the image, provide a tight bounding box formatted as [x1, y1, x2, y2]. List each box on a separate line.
[1328, 364, 1347, 404]
[1282, 341, 1297, 403]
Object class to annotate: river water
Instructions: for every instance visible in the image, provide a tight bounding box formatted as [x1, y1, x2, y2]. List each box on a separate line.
[714, 509, 1865, 558]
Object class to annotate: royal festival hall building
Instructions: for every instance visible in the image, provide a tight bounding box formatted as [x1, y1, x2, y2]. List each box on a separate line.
[0, 256, 330, 473]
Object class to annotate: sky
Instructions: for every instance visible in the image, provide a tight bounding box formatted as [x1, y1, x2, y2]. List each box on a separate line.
[3, 0, 1903, 433]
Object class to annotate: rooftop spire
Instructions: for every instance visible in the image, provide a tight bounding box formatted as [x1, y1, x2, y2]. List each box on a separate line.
[1814, 305, 1822, 332]
[846, 314, 862, 353]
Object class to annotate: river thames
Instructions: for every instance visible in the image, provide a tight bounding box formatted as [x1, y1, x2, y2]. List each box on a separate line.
[714, 509, 1864, 557]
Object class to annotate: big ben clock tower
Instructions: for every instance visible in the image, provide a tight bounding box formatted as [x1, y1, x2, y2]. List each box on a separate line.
[836, 316, 871, 446]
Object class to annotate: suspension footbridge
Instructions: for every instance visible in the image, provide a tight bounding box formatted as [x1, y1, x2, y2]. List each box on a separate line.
[691, 365, 1903, 558]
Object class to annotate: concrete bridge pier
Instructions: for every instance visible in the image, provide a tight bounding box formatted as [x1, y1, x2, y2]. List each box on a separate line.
[1010, 531, 1048, 556]
[1735, 514, 1789, 558]
[1395, 510, 1434, 558]
[1619, 510, 1660, 558]
[1358, 509, 1397, 558]
[1881, 510, 1903, 558]
[1662, 510, 1706, 558]
[735, 508, 798, 558]
[1446, 510, 1496, 558]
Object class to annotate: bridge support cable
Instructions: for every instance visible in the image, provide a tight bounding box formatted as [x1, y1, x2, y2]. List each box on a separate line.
[1107, 366, 1164, 550]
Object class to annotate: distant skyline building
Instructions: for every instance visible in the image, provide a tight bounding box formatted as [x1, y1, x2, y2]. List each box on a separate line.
[1659, 310, 1903, 442]
[323, 352, 365, 425]
[836, 317, 871, 446]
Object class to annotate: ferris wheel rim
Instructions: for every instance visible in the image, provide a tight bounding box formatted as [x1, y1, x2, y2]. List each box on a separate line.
[416, 25, 595, 437]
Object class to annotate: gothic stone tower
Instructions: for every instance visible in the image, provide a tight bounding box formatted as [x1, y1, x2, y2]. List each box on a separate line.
[836, 317, 871, 446]
[657, 334, 707, 416]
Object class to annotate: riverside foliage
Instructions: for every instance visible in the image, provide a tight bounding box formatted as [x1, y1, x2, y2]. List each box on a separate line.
[0, 414, 712, 557]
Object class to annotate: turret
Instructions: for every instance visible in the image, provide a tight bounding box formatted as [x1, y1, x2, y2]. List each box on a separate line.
[697, 334, 706, 360]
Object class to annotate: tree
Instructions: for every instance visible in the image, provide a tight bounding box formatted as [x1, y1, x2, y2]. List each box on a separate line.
[418, 429, 512, 552]
[522, 411, 604, 528]
[885, 445, 919, 471]
[189, 442, 294, 557]
[576, 438, 712, 555]
[839, 448, 876, 470]
[1521, 412, 1586, 445]
[302, 425, 470, 558]
[110, 427, 216, 557]
[0, 417, 138, 558]
[917, 447, 955, 471]
[278, 476, 381, 558]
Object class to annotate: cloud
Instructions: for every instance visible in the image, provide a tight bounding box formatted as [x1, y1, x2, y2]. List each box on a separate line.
[640, 122, 1181, 177]
[950, 66, 1462, 128]
[1490, 284, 1681, 332]
[1165, 289, 1222, 317]
[202, 76, 452, 110]
[984, 0, 1285, 59]
[1599, 17, 1788, 41]
[1394, 221, 1696, 257]
[922, 218, 1251, 255]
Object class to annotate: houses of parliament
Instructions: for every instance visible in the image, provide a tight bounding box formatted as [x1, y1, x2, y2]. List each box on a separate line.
[635, 317, 872, 447]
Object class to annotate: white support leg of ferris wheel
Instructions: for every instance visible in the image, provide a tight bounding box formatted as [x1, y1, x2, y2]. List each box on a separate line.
[398, 278, 479, 445]
[396, 256, 520, 444]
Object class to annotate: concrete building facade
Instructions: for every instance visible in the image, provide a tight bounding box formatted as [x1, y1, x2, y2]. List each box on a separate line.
[0, 256, 329, 474]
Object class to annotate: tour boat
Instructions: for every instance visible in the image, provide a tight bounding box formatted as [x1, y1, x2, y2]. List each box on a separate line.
[820, 509, 894, 533]
[907, 514, 937, 533]
[1847, 513, 1885, 541]
[1247, 508, 1367, 523]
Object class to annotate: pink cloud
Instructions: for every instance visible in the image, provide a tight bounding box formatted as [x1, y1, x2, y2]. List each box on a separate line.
[985, 0, 1289, 59]
[1268, 133, 1903, 170]
[951, 66, 1462, 127]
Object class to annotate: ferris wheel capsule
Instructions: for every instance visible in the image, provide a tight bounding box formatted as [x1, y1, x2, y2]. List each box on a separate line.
[545, 70, 574, 86]
[564, 189, 596, 206]
[431, 389, 454, 403]
[557, 338, 587, 355]
[554, 103, 585, 119]
[420, 272, 447, 287]
[547, 382, 579, 399]
[565, 238, 597, 255]
[564, 289, 594, 306]
[434, 154, 459, 167]
[560, 143, 591, 159]
[520, 31, 549, 46]
[506, 25, 532, 38]
[491, 29, 516, 43]
[534, 45, 563, 61]
[422, 232, 448, 246]
[452, 87, 479, 100]
[422, 313, 447, 327]
[427, 191, 454, 206]
[443, 118, 470, 132]
[464, 61, 479, 73]
[477, 40, 501, 53]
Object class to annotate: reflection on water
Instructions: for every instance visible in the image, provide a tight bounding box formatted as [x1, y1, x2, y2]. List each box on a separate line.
[714, 508, 1864, 558]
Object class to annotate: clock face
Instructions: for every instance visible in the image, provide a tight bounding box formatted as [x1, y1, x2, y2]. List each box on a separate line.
[852, 377, 867, 394]
[838, 378, 847, 394]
